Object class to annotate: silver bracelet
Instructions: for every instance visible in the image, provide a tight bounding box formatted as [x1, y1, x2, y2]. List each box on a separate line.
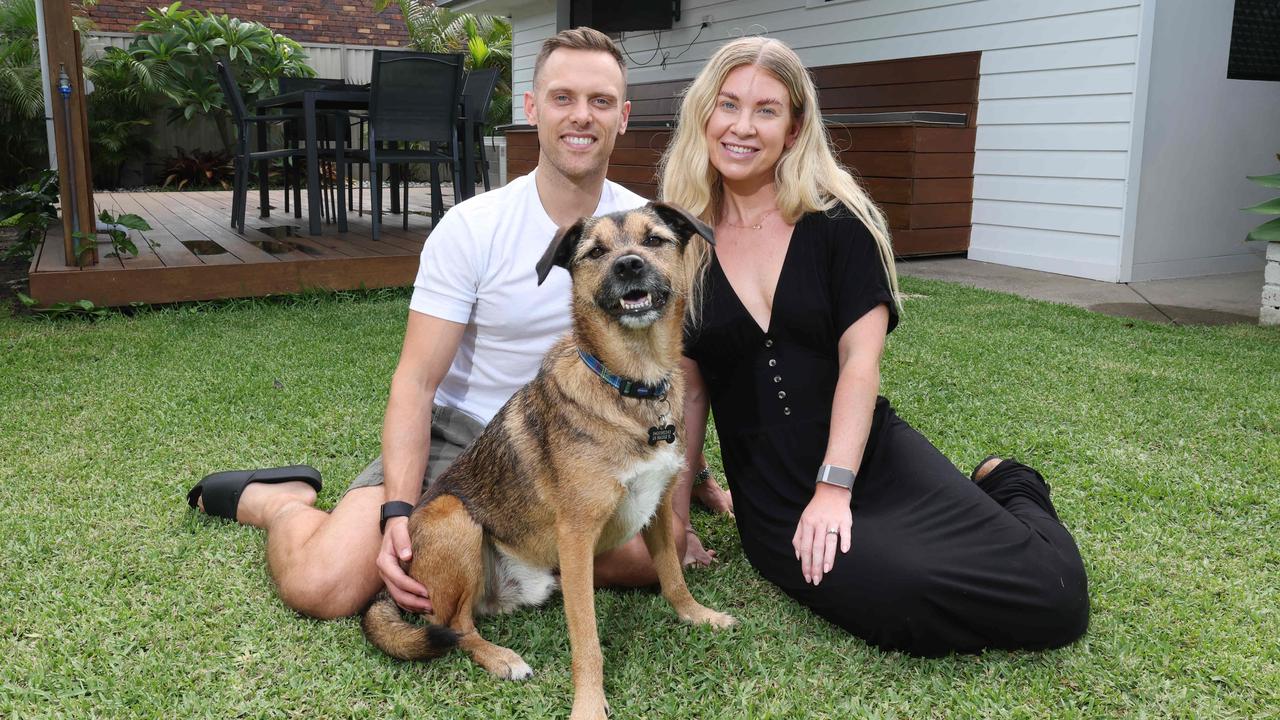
[815, 464, 855, 490]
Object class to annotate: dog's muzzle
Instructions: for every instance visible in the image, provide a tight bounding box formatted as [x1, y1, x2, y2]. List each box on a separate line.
[598, 254, 671, 325]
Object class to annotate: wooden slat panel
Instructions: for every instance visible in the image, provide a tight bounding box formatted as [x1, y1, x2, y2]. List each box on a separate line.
[913, 178, 974, 204]
[914, 153, 974, 178]
[821, 79, 978, 110]
[28, 254, 420, 307]
[827, 126, 915, 153]
[880, 204, 909, 229]
[810, 52, 980, 89]
[915, 128, 978, 153]
[840, 152, 913, 178]
[861, 178, 913, 205]
[605, 166, 660, 184]
[891, 227, 971, 257]
[908, 203, 973, 230]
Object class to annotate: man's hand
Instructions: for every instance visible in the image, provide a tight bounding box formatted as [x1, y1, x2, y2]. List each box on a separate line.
[376, 516, 432, 613]
[791, 484, 853, 586]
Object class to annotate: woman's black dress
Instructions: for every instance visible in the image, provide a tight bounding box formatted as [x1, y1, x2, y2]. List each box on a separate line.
[685, 207, 1089, 656]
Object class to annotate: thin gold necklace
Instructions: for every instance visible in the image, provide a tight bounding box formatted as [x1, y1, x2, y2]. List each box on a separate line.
[722, 208, 778, 230]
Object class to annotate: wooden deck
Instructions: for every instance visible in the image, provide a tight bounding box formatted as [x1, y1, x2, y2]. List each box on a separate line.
[27, 188, 449, 307]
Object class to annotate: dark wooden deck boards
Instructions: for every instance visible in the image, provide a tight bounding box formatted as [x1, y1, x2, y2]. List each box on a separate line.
[27, 187, 451, 307]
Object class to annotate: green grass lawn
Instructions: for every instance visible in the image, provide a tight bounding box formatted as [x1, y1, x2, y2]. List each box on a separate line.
[1, 278, 1277, 719]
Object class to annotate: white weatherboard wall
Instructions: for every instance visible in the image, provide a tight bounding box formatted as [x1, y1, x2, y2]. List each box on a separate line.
[1126, 0, 1274, 281]
[464, 0, 1147, 281]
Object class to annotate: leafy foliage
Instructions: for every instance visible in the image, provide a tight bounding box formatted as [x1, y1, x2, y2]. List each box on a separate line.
[96, 208, 152, 258]
[85, 47, 158, 189]
[0, 0, 47, 185]
[0, 168, 58, 261]
[126, 2, 315, 152]
[161, 146, 234, 190]
[1243, 154, 1280, 242]
[378, 0, 513, 131]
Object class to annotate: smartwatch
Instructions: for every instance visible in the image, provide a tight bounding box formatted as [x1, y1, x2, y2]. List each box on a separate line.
[815, 464, 856, 490]
[379, 501, 415, 533]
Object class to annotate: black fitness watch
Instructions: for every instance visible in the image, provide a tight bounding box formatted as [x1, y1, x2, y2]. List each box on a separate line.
[379, 501, 415, 533]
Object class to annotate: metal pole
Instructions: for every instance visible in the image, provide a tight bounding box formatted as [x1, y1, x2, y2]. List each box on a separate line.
[57, 64, 81, 259]
[34, 0, 57, 170]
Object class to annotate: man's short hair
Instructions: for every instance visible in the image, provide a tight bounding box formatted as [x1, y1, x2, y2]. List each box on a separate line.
[532, 27, 627, 94]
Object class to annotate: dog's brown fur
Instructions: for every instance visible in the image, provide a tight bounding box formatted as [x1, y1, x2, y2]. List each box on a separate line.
[361, 202, 736, 720]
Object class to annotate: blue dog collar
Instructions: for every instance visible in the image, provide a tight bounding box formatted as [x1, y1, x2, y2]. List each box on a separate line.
[577, 349, 670, 399]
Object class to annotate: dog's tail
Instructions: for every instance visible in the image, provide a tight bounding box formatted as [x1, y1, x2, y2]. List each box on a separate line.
[361, 591, 460, 661]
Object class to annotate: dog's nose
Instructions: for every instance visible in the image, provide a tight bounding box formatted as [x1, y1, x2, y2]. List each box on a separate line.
[612, 254, 646, 280]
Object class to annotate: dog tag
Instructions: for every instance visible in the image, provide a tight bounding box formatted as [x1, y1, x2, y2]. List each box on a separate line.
[648, 424, 676, 446]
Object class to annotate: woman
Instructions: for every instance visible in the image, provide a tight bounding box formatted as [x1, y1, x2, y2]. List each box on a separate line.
[660, 38, 1089, 657]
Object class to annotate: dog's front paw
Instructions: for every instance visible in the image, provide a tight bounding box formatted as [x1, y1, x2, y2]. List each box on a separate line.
[680, 604, 738, 629]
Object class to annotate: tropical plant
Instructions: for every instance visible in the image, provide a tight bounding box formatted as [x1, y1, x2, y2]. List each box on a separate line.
[86, 47, 158, 188]
[0, 168, 58, 261]
[96, 208, 152, 257]
[126, 2, 315, 153]
[0, 0, 47, 185]
[161, 146, 234, 190]
[1244, 154, 1280, 242]
[376, 0, 513, 131]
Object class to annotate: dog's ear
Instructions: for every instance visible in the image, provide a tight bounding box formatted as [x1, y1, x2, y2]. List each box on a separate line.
[536, 217, 588, 286]
[649, 202, 715, 247]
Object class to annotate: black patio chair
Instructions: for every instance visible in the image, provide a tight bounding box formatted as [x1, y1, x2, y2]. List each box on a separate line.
[461, 67, 501, 192]
[356, 50, 465, 240]
[215, 61, 306, 233]
[276, 76, 360, 224]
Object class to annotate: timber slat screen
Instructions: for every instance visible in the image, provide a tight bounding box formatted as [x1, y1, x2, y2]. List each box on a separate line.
[27, 189, 437, 307]
[505, 51, 979, 256]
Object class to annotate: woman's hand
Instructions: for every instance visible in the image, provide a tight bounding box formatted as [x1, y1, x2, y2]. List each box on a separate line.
[791, 484, 853, 586]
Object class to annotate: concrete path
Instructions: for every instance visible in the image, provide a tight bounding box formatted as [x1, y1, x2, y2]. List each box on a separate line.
[899, 257, 1263, 326]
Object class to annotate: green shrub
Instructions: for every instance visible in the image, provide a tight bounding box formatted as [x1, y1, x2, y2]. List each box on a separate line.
[161, 146, 234, 190]
[125, 2, 315, 154]
[0, 168, 58, 261]
[0, 0, 48, 186]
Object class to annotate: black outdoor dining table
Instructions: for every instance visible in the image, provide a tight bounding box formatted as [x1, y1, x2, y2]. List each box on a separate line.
[254, 86, 477, 236]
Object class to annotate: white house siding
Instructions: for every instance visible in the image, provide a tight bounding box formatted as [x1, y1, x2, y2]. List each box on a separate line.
[1125, 0, 1274, 281]
[492, 0, 1143, 280]
[468, 0, 1148, 281]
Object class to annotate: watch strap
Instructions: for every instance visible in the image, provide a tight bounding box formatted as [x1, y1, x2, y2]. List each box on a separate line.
[379, 500, 415, 533]
[815, 464, 855, 490]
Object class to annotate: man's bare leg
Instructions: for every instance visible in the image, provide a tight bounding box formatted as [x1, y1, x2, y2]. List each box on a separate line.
[198, 483, 384, 619]
[593, 513, 689, 588]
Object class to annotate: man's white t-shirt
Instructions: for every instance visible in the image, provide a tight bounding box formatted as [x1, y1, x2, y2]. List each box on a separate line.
[409, 170, 647, 424]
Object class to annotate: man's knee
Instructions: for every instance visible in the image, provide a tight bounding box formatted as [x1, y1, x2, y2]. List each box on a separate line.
[274, 564, 380, 620]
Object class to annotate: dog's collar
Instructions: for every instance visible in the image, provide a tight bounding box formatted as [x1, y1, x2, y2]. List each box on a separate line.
[577, 349, 670, 400]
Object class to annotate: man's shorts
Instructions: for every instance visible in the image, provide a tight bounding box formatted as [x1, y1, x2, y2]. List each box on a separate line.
[346, 404, 486, 495]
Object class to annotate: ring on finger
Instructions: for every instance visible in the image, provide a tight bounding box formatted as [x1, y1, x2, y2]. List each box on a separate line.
[826, 527, 839, 535]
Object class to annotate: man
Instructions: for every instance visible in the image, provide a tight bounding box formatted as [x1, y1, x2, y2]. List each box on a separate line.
[190, 27, 726, 619]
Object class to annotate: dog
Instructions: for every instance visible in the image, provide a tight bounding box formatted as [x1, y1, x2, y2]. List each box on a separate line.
[361, 202, 736, 720]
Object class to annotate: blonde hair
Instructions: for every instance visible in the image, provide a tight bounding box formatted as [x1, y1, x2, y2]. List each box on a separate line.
[658, 37, 901, 319]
